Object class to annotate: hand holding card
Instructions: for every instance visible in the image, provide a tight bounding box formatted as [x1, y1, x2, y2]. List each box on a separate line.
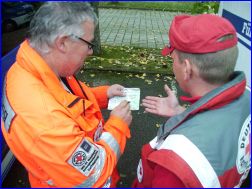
[108, 88, 140, 110]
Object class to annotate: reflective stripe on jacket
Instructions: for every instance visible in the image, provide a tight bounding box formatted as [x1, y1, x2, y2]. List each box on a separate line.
[1, 40, 131, 187]
[134, 72, 250, 188]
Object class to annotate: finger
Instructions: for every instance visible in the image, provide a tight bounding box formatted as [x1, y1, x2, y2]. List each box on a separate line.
[144, 96, 160, 101]
[142, 102, 156, 109]
[127, 110, 132, 117]
[114, 90, 125, 96]
[128, 110, 132, 117]
[113, 101, 129, 114]
[145, 108, 158, 114]
[164, 84, 173, 96]
[118, 100, 130, 108]
[128, 112, 133, 122]
[114, 100, 126, 110]
[118, 85, 125, 91]
[120, 103, 131, 116]
[126, 112, 133, 125]
[117, 86, 125, 96]
[115, 84, 124, 88]
[142, 99, 156, 106]
[125, 102, 131, 111]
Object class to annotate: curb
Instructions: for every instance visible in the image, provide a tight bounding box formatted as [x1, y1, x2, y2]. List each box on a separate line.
[98, 6, 191, 13]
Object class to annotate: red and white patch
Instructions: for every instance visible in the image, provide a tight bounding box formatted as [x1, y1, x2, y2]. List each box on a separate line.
[137, 159, 143, 183]
[236, 115, 251, 174]
[72, 151, 87, 166]
[67, 139, 99, 176]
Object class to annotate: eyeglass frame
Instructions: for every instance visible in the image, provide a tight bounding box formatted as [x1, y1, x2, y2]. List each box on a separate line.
[71, 35, 95, 50]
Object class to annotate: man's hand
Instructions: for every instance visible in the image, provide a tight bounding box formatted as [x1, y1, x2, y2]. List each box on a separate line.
[110, 100, 132, 126]
[142, 84, 185, 117]
[107, 84, 125, 98]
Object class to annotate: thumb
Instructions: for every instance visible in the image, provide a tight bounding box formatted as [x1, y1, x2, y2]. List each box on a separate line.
[116, 86, 125, 96]
[164, 84, 173, 96]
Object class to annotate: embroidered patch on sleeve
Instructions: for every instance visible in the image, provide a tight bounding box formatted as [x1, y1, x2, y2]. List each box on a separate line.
[67, 139, 100, 176]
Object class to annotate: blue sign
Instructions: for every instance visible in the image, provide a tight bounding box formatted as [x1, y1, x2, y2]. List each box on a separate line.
[222, 9, 251, 50]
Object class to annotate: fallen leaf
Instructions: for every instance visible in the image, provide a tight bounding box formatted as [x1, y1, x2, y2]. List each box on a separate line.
[115, 60, 121, 64]
[145, 79, 152, 84]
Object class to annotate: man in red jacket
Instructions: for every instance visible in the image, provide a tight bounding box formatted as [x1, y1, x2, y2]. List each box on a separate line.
[132, 14, 250, 188]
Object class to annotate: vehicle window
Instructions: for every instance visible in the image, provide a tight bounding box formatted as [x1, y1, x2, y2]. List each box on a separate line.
[3, 2, 26, 7]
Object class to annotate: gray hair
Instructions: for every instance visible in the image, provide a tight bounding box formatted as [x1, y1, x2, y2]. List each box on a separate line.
[28, 2, 97, 54]
[176, 46, 238, 85]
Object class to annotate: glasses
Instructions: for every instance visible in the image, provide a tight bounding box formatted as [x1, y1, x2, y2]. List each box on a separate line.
[71, 35, 95, 50]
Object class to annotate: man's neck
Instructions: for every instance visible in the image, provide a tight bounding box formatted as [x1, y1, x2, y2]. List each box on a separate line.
[42, 50, 60, 78]
[189, 79, 222, 97]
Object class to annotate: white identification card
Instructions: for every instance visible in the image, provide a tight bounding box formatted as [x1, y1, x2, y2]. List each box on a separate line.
[108, 88, 140, 110]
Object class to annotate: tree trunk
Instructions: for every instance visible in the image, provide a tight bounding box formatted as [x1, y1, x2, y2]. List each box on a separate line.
[90, 2, 101, 55]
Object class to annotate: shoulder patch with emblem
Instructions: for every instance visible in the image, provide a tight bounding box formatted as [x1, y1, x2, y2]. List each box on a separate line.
[67, 139, 100, 176]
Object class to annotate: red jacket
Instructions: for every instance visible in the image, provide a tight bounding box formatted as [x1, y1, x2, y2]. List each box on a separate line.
[133, 72, 250, 188]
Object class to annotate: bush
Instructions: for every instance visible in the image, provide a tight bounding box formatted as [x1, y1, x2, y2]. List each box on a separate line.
[192, 2, 220, 14]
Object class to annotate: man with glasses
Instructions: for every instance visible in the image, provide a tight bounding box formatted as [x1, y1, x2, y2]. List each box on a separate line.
[1, 2, 132, 188]
[71, 34, 95, 50]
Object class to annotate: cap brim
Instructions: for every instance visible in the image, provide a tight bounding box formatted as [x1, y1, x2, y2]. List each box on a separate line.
[161, 46, 174, 56]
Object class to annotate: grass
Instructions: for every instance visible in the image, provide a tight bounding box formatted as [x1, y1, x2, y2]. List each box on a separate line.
[98, 2, 196, 13]
[83, 2, 209, 76]
[82, 45, 174, 75]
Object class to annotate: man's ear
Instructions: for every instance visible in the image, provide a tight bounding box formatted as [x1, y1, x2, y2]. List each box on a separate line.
[54, 36, 69, 53]
[183, 59, 193, 81]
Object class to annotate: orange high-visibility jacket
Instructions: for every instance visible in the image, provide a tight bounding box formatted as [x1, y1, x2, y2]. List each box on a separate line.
[1, 40, 131, 188]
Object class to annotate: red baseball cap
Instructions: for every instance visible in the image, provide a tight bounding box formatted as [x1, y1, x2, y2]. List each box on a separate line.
[162, 14, 238, 56]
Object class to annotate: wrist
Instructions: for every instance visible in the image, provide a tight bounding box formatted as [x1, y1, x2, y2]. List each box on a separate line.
[174, 105, 186, 115]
